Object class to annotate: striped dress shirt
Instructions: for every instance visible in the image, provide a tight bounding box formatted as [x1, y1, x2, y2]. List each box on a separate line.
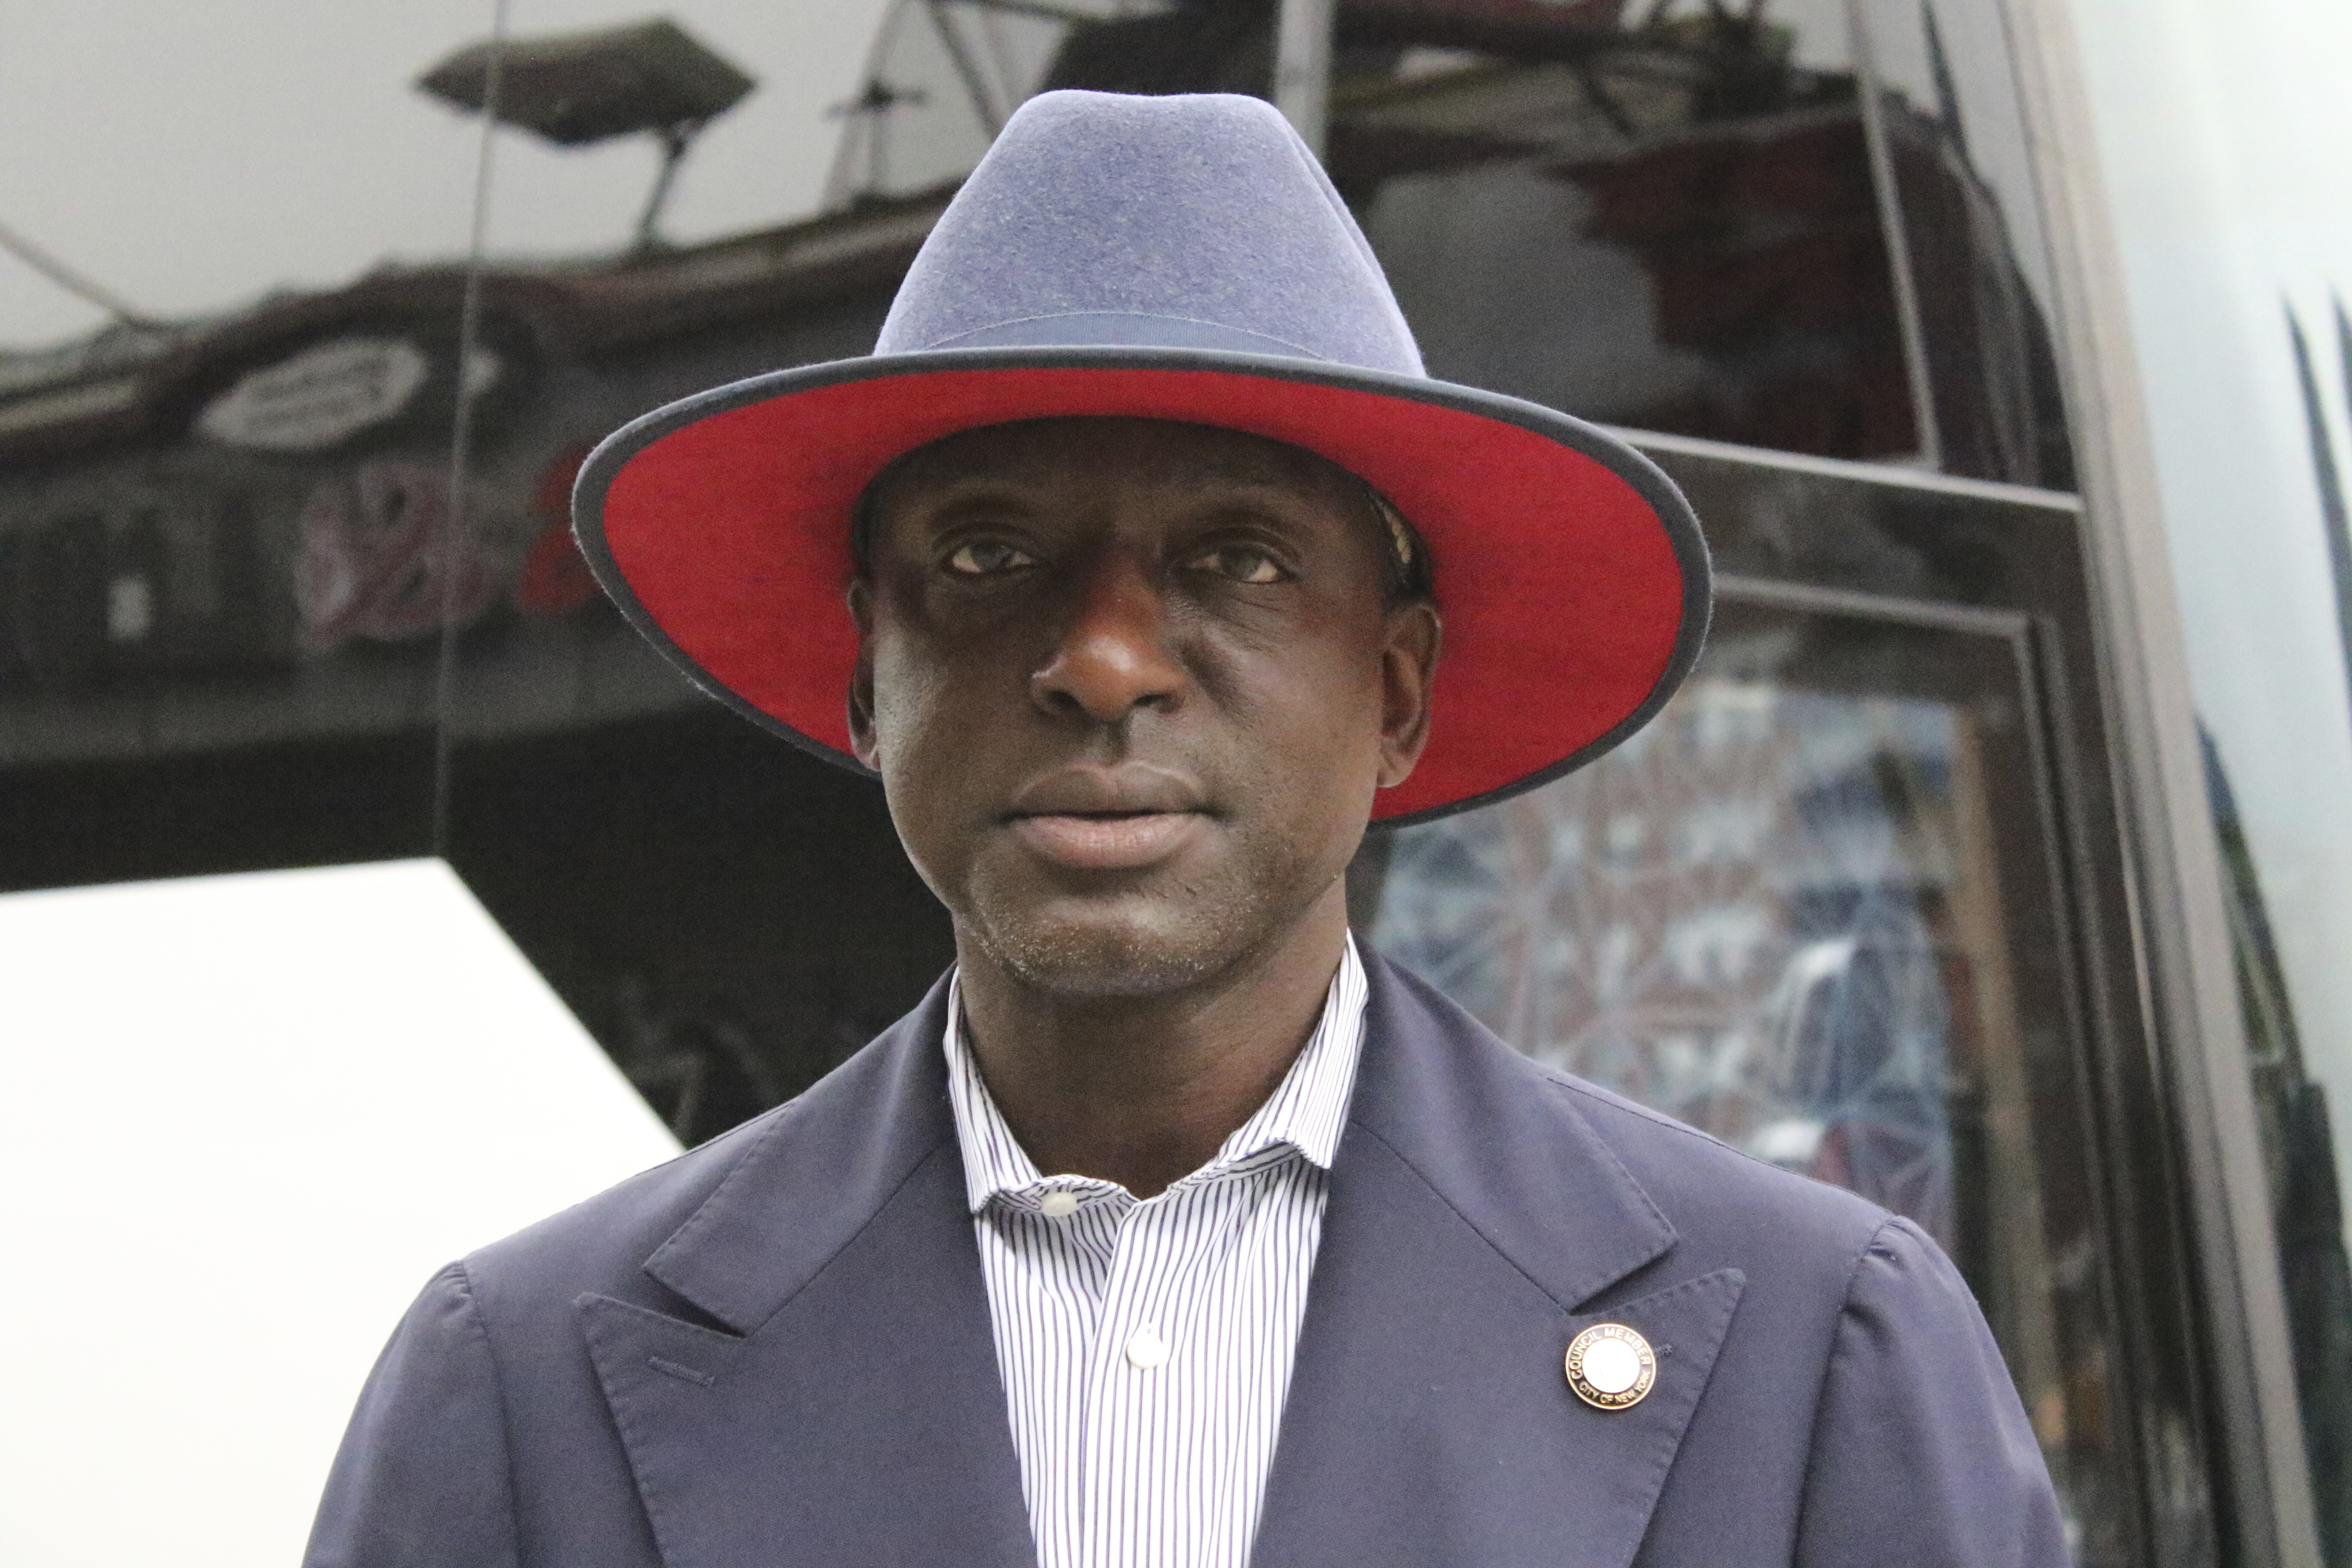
[943, 936, 1369, 1568]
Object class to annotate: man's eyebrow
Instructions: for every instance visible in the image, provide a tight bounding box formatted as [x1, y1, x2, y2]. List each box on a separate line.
[894, 466, 1329, 508]
[1167, 456, 1331, 491]
[874, 473, 1047, 513]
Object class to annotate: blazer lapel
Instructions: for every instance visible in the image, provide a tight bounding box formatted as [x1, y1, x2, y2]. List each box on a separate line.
[579, 976, 1035, 1568]
[1251, 955, 1746, 1568]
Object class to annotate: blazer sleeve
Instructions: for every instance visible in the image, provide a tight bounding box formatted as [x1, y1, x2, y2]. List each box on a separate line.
[305, 1262, 522, 1568]
[1794, 1216, 2071, 1567]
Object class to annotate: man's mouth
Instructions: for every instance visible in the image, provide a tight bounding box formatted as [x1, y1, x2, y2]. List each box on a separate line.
[1006, 809, 1208, 871]
[1002, 764, 1212, 871]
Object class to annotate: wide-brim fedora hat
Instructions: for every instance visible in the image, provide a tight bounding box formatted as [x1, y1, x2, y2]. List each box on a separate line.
[575, 89, 1709, 826]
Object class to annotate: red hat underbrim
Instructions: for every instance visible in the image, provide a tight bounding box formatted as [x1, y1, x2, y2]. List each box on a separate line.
[574, 349, 1710, 826]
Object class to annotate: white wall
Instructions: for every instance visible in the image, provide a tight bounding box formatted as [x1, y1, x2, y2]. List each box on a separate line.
[0, 860, 680, 1568]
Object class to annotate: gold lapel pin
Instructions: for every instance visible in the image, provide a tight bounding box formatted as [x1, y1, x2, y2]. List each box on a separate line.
[1566, 1322, 1656, 1411]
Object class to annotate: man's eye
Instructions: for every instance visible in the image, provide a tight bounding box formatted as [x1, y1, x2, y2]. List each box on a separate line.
[1194, 545, 1287, 584]
[945, 539, 1035, 576]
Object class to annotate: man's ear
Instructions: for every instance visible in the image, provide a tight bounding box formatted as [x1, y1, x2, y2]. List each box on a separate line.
[846, 578, 881, 770]
[1375, 600, 1442, 790]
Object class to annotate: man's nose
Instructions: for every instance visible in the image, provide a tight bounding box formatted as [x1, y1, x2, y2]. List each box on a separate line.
[1029, 554, 1186, 724]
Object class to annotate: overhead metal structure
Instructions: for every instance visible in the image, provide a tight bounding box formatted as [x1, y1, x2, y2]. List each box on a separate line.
[419, 18, 758, 252]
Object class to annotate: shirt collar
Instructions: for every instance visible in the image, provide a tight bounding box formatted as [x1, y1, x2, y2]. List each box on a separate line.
[943, 934, 1370, 1215]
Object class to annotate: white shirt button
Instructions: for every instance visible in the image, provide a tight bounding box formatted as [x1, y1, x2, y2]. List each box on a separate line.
[1038, 1191, 1080, 1219]
[1124, 1325, 1170, 1370]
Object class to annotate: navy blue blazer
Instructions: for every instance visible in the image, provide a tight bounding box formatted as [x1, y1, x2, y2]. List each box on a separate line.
[307, 951, 2066, 1567]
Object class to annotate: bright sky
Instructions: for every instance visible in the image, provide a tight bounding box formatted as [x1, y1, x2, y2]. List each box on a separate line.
[0, 0, 893, 349]
[0, 861, 680, 1568]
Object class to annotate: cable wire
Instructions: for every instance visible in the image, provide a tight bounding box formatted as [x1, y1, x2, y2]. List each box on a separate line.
[431, 0, 513, 858]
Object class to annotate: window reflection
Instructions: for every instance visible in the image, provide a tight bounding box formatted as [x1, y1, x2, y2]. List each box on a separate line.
[0, 6, 876, 864]
[0, 9, 2235, 1556]
[827, 0, 1255, 207]
[0, 9, 489, 851]
[1365, 582, 2133, 1562]
[1372, 661, 1969, 1245]
[2208, 717, 2352, 1561]
[1846, 0, 2071, 486]
[1329, 0, 2069, 484]
[0, 11, 494, 349]
[2275, 301, 2352, 1562]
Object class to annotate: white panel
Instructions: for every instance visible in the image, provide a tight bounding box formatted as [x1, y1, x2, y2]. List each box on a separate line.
[0, 859, 681, 1568]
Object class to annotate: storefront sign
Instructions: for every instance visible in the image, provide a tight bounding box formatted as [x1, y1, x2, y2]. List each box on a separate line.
[196, 337, 432, 452]
[293, 456, 498, 649]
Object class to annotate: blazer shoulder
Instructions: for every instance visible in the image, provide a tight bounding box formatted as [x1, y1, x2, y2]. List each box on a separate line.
[1541, 1066, 1893, 1268]
[460, 1097, 797, 1305]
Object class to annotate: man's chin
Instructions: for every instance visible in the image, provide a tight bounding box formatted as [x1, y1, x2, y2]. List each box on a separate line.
[959, 897, 1255, 1000]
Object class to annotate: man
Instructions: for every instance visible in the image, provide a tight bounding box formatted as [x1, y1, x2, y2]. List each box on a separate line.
[309, 91, 2064, 1567]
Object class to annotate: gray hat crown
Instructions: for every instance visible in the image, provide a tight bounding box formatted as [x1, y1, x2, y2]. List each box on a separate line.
[874, 90, 1425, 374]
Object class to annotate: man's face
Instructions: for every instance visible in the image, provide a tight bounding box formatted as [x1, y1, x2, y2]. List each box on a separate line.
[849, 417, 1441, 998]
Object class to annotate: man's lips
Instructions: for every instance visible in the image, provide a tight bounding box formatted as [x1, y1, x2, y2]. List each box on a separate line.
[1002, 763, 1212, 871]
[1006, 810, 1208, 870]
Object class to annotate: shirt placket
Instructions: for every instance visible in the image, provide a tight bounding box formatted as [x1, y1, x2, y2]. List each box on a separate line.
[1023, 1187, 1122, 1568]
[1078, 1181, 1207, 1568]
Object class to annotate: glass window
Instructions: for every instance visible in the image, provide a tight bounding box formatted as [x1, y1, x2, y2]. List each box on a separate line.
[2067, 0, 2352, 1552]
[1331, 0, 2070, 484]
[0, 4, 2263, 1554]
[1357, 438, 2161, 1562]
[426, 3, 962, 1143]
[0, 6, 487, 876]
[826, 2, 1277, 207]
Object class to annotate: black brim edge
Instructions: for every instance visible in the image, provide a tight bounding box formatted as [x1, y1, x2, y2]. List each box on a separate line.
[572, 344, 1713, 832]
